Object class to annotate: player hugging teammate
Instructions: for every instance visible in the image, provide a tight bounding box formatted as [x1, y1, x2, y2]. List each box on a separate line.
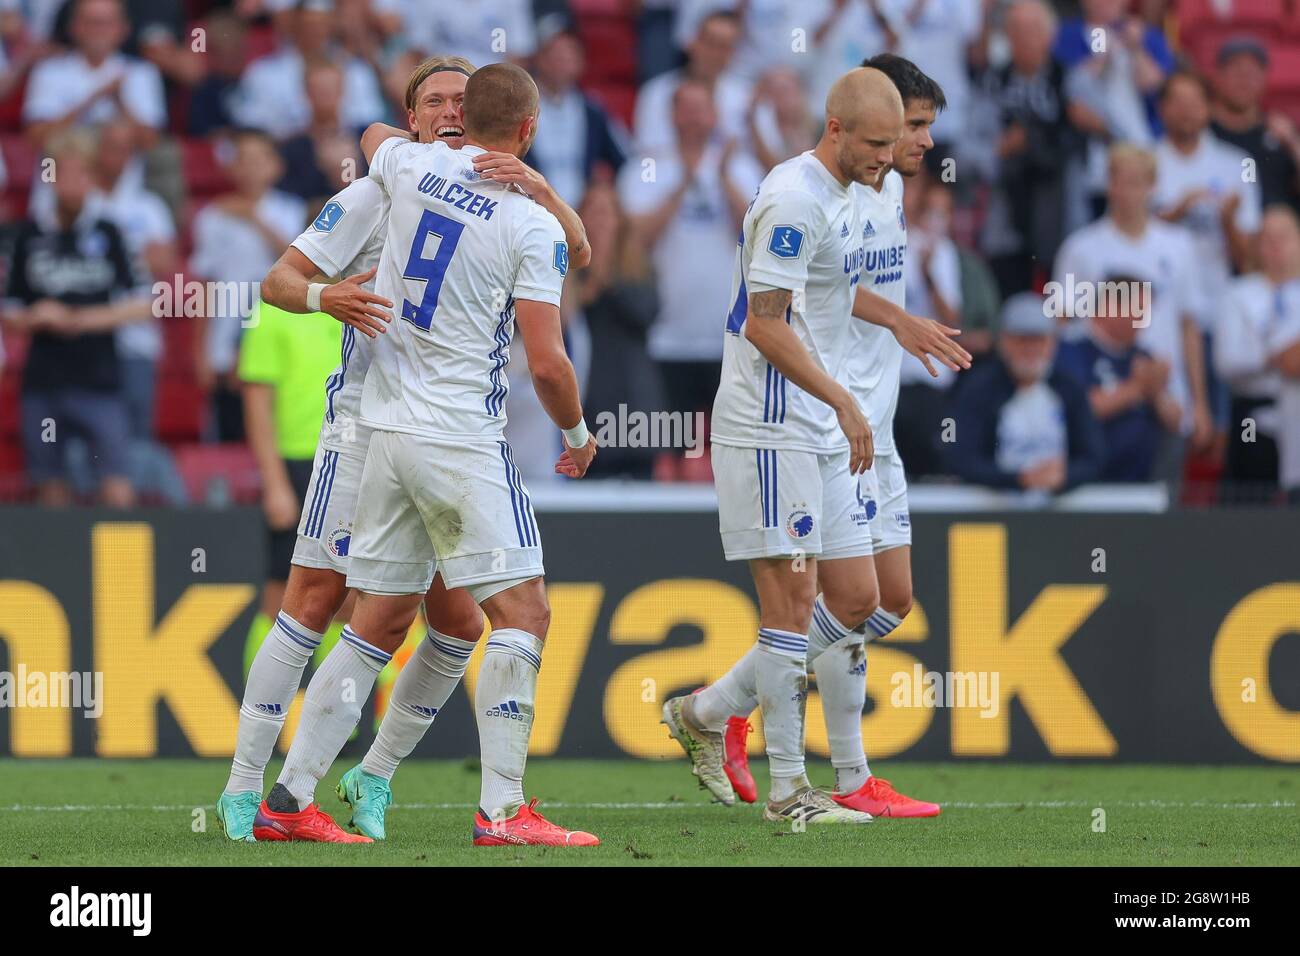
[664, 57, 968, 823]
[218, 54, 967, 845]
[218, 57, 599, 847]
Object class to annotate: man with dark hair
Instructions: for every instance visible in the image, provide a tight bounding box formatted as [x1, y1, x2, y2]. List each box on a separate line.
[1211, 37, 1300, 213]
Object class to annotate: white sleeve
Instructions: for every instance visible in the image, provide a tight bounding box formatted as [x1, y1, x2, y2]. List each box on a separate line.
[1213, 285, 1268, 383]
[1235, 176, 1262, 235]
[746, 189, 822, 297]
[123, 61, 166, 128]
[512, 209, 567, 306]
[20, 61, 61, 123]
[1052, 230, 1090, 287]
[137, 193, 176, 244]
[618, 155, 673, 215]
[506, 3, 537, 57]
[367, 136, 409, 193]
[188, 208, 223, 278]
[932, 240, 963, 311]
[291, 182, 384, 277]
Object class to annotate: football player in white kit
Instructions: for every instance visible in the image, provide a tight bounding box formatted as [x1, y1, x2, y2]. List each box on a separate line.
[804, 54, 953, 817]
[252, 63, 600, 847]
[661, 68, 904, 825]
[216, 56, 593, 843]
[668, 61, 971, 822]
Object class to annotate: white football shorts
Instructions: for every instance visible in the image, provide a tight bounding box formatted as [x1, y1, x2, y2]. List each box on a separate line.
[346, 430, 545, 596]
[713, 443, 873, 562]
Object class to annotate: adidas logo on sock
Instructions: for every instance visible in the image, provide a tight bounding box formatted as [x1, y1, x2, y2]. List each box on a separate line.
[254, 703, 284, 716]
[484, 700, 526, 720]
[409, 704, 439, 719]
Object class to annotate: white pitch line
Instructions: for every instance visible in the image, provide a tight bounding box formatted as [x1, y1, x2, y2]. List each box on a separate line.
[1, 800, 1295, 812]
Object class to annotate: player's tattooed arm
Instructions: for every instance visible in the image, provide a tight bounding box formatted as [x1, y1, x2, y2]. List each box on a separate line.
[744, 288, 874, 473]
[852, 285, 971, 377]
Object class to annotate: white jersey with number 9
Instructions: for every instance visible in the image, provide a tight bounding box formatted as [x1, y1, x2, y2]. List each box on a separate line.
[361, 137, 568, 443]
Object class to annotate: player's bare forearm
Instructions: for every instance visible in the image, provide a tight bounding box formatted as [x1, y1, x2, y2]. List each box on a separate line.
[853, 285, 971, 375]
[744, 288, 851, 413]
[531, 359, 584, 432]
[261, 252, 324, 314]
[360, 123, 411, 163]
[515, 298, 584, 429]
[531, 186, 591, 270]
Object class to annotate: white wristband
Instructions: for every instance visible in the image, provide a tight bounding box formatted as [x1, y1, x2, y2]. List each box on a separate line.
[306, 282, 327, 312]
[562, 419, 589, 449]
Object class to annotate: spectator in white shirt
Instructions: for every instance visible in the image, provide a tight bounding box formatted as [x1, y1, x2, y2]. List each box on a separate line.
[619, 78, 763, 478]
[674, 0, 814, 84]
[526, 20, 627, 209]
[22, 0, 165, 150]
[1054, 143, 1215, 478]
[1154, 69, 1261, 326]
[632, 9, 750, 156]
[745, 66, 816, 173]
[402, 0, 537, 64]
[232, 0, 384, 140]
[1214, 206, 1300, 501]
[190, 130, 305, 442]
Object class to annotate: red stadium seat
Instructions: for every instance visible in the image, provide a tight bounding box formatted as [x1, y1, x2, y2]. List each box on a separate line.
[1177, 0, 1285, 71]
[1, 133, 36, 219]
[1264, 41, 1300, 118]
[172, 442, 261, 505]
[180, 137, 233, 199]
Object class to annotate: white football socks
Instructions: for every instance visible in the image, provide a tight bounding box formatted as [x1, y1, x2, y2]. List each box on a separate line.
[690, 645, 760, 732]
[754, 627, 810, 802]
[863, 607, 903, 643]
[475, 628, 543, 821]
[277, 626, 390, 810]
[809, 595, 870, 794]
[362, 629, 475, 781]
[225, 611, 322, 795]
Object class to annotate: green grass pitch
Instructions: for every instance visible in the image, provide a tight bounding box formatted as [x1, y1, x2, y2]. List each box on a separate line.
[1, 759, 1295, 866]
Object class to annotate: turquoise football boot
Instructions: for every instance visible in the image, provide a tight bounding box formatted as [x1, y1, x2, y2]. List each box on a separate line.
[336, 764, 393, 840]
[216, 791, 261, 842]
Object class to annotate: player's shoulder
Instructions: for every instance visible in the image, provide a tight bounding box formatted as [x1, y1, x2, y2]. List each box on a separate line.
[306, 177, 387, 236]
[754, 156, 829, 220]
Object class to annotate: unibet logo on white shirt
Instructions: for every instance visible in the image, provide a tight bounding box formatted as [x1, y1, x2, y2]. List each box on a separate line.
[712, 151, 863, 454]
[290, 176, 390, 453]
[362, 138, 567, 442]
[845, 170, 908, 453]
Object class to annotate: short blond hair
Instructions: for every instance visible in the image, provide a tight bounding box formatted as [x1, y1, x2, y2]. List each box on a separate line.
[405, 55, 476, 113]
[1108, 142, 1157, 182]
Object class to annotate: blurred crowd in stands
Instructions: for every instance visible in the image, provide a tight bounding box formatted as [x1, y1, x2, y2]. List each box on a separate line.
[1, 0, 1299, 511]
